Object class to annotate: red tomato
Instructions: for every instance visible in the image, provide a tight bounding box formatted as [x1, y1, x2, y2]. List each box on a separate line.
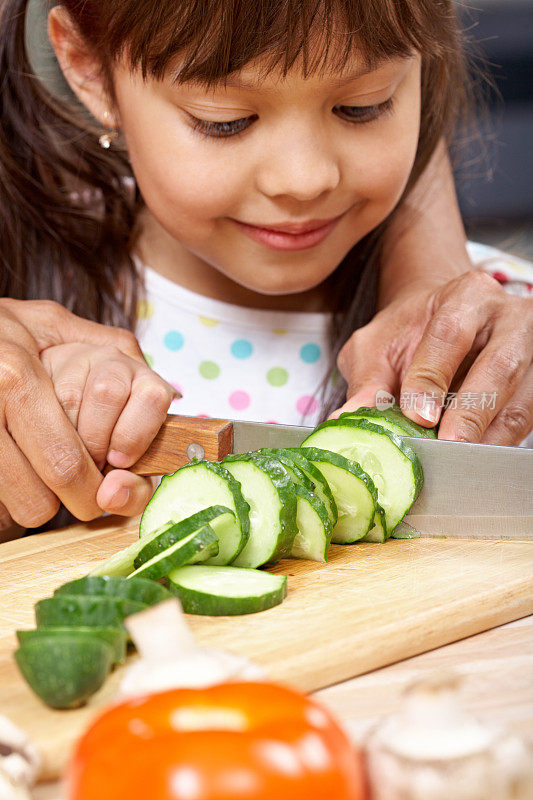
[68, 682, 367, 800]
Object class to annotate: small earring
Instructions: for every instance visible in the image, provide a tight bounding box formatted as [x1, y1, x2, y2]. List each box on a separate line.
[99, 111, 119, 149]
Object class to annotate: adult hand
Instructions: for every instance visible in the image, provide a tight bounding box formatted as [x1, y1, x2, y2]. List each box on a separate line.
[0, 299, 171, 540]
[333, 271, 533, 445]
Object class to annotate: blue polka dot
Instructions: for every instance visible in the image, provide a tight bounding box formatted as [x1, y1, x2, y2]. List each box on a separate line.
[300, 343, 321, 363]
[164, 330, 184, 351]
[231, 339, 253, 359]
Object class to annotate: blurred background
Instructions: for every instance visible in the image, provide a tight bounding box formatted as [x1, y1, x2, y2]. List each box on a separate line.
[26, 0, 533, 258]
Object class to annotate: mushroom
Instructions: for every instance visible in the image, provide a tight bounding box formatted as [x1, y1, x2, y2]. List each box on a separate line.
[119, 599, 264, 697]
[0, 716, 41, 800]
[366, 673, 533, 800]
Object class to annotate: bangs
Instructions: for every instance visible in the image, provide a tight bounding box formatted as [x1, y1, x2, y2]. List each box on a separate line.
[92, 0, 455, 87]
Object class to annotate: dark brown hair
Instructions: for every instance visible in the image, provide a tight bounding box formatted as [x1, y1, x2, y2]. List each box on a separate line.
[0, 0, 471, 411]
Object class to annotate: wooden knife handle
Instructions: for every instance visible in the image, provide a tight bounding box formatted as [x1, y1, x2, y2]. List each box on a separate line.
[128, 415, 233, 476]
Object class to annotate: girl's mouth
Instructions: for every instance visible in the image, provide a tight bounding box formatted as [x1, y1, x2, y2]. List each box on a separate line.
[231, 214, 345, 251]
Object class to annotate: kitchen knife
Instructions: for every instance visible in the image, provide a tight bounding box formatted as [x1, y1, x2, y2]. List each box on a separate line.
[129, 415, 533, 540]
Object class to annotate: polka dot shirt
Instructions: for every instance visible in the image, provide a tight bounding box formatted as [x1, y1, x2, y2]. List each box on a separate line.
[134, 242, 533, 426]
[134, 258, 336, 426]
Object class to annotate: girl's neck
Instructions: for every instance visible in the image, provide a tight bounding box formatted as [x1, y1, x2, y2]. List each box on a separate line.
[133, 207, 331, 313]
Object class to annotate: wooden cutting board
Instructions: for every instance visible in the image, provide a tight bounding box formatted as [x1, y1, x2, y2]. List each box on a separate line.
[0, 516, 532, 782]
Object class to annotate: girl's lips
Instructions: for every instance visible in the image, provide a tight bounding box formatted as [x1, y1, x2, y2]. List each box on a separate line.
[232, 214, 344, 251]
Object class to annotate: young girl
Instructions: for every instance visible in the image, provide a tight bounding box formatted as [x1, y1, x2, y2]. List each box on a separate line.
[0, 0, 531, 537]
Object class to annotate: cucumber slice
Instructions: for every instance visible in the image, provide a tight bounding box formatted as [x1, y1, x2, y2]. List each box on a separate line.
[55, 576, 171, 606]
[361, 504, 388, 543]
[298, 447, 377, 543]
[254, 449, 332, 562]
[341, 404, 437, 439]
[167, 565, 287, 616]
[302, 419, 423, 533]
[35, 595, 147, 629]
[17, 626, 127, 665]
[89, 520, 185, 578]
[15, 634, 114, 709]
[139, 461, 250, 565]
[129, 525, 219, 581]
[133, 506, 234, 567]
[278, 449, 338, 526]
[223, 454, 297, 567]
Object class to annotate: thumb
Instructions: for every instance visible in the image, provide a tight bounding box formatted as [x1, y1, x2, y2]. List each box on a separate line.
[330, 326, 399, 418]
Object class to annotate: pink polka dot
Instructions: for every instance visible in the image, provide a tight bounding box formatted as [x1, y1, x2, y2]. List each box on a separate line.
[296, 395, 318, 416]
[266, 420, 279, 425]
[229, 390, 251, 411]
[197, 413, 211, 418]
[170, 382, 183, 394]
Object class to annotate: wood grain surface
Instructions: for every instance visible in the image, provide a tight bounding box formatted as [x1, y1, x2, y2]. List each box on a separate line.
[0, 516, 532, 783]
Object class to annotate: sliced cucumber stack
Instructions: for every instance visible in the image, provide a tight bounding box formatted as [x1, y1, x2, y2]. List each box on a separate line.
[301, 419, 423, 534]
[139, 461, 250, 565]
[167, 565, 287, 615]
[255, 448, 332, 562]
[129, 524, 219, 581]
[223, 453, 297, 567]
[297, 447, 377, 543]
[35, 595, 146, 629]
[340, 404, 437, 439]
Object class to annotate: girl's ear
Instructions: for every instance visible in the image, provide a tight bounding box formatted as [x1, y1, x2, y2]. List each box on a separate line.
[48, 6, 119, 127]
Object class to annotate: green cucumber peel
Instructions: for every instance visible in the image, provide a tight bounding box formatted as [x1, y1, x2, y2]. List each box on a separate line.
[55, 575, 171, 606]
[129, 524, 219, 581]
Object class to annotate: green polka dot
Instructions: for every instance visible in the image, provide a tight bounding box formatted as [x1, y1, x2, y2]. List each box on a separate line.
[272, 329, 288, 335]
[267, 367, 288, 387]
[143, 352, 154, 368]
[137, 300, 154, 319]
[199, 360, 220, 379]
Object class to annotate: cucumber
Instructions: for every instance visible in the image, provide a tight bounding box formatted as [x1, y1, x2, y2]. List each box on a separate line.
[361, 503, 388, 543]
[298, 447, 377, 543]
[302, 419, 423, 533]
[89, 520, 185, 578]
[222, 454, 298, 567]
[140, 461, 250, 565]
[129, 525, 219, 581]
[17, 626, 127, 665]
[35, 595, 147, 629]
[254, 449, 332, 562]
[132, 506, 234, 567]
[340, 404, 437, 439]
[15, 634, 114, 709]
[54, 576, 171, 606]
[167, 565, 287, 616]
[275, 448, 338, 526]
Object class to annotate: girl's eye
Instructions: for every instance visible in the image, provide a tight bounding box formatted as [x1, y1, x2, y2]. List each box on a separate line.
[187, 97, 394, 140]
[187, 114, 256, 139]
[334, 97, 394, 124]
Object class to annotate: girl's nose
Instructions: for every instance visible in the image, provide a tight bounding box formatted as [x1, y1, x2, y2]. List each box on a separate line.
[255, 127, 341, 201]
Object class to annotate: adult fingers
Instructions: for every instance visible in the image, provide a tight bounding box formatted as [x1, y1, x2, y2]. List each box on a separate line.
[76, 352, 135, 470]
[1, 343, 103, 520]
[106, 371, 175, 469]
[2, 298, 146, 362]
[481, 365, 533, 446]
[96, 471, 156, 516]
[0, 427, 60, 528]
[436, 317, 532, 443]
[331, 321, 401, 418]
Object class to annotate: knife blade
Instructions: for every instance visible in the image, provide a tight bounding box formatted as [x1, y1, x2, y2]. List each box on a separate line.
[130, 415, 533, 540]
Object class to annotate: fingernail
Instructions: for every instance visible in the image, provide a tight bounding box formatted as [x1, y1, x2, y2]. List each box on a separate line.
[106, 486, 130, 509]
[107, 450, 131, 468]
[418, 401, 441, 424]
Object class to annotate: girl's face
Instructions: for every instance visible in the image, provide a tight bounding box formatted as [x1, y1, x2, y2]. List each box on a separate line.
[112, 50, 421, 298]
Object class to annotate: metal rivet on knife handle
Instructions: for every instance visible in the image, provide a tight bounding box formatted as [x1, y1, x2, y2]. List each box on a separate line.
[128, 415, 233, 476]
